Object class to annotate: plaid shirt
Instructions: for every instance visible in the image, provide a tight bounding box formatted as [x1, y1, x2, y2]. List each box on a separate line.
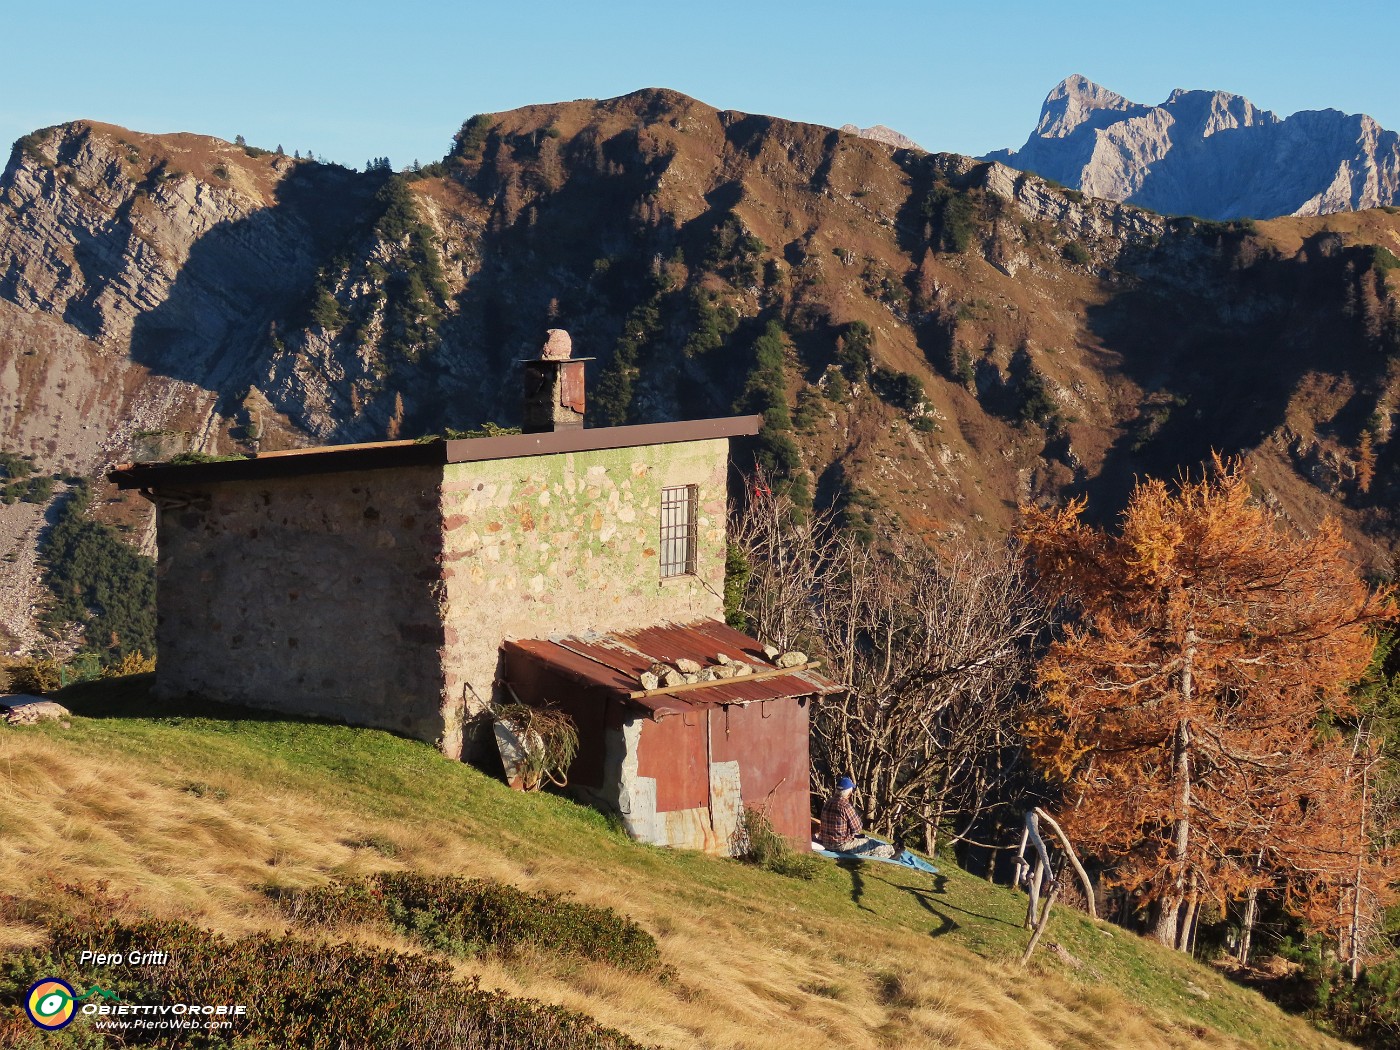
[819, 793, 862, 848]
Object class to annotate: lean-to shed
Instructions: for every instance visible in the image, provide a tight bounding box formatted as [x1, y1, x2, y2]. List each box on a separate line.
[504, 619, 840, 852]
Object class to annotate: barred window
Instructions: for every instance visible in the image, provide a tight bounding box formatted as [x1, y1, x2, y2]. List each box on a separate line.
[659, 485, 698, 578]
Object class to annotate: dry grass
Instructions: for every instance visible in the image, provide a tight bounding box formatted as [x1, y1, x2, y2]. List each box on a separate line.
[0, 687, 1350, 1050]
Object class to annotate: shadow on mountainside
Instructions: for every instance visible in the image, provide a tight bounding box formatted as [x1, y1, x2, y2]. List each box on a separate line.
[127, 163, 381, 403]
[1077, 229, 1380, 522]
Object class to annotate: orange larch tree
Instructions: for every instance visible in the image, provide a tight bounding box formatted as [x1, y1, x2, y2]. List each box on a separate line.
[1019, 457, 1394, 950]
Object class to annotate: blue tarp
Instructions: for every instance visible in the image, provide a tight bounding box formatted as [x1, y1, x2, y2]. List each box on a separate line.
[813, 842, 940, 875]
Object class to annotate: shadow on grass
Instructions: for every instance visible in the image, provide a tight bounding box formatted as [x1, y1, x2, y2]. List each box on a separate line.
[834, 854, 986, 939]
[50, 674, 408, 736]
[836, 857, 870, 912]
[43, 673, 587, 829]
[867, 867, 1027, 942]
[55, 673, 272, 720]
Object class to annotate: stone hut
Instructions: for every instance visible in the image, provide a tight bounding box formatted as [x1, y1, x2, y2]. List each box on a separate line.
[110, 332, 835, 852]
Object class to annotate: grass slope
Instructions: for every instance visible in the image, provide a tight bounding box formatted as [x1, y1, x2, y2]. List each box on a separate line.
[0, 676, 1348, 1049]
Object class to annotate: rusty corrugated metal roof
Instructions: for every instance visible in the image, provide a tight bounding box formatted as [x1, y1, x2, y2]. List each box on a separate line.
[503, 619, 841, 719]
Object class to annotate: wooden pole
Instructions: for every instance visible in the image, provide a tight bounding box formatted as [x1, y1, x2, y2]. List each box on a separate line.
[1020, 878, 1063, 966]
[1033, 807, 1097, 920]
[1026, 860, 1044, 930]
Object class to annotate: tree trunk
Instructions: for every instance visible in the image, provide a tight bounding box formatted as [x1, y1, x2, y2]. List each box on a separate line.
[1179, 879, 1200, 954]
[1023, 811, 1053, 930]
[1034, 807, 1098, 920]
[1153, 897, 1180, 949]
[929, 786, 949, 855]
[1020, 878, 1063, 966]
[1013, 824, 1030, 891]
[1348, 761, 1369, 982]
[1157, 631, 1195, 951]
[1026, 860, 1044, 931]
[1237, 886, 1258, 966]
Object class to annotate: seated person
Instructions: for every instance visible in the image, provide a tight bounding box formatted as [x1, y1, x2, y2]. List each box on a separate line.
[818, 776, 895, 858]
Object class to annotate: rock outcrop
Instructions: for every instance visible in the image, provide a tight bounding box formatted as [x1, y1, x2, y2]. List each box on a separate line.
[839, 123, 924, 152]
[986, 74, 1400, 219]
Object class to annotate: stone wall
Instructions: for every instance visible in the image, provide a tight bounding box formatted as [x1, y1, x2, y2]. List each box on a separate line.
[151, 437, 732, 759]
[439, 439, 728, 756]
[153, 466, 447, 742]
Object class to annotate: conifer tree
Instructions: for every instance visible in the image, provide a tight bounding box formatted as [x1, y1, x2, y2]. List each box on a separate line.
[1019, 456, 1394, 949]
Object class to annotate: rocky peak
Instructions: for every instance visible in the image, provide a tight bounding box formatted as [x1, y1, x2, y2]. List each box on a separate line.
[0, 121, 301, 345]
[1160, 87, 1277, 137]
[1034, 74, 1141, 139]
[988, 78, 1400, 219]
[839, 123, 924, 151]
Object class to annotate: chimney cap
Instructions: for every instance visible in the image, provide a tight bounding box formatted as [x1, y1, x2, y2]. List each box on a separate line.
[541, 328, 572, 360]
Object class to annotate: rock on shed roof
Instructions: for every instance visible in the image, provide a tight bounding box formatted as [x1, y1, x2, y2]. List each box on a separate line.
[503, 619, 842, 720]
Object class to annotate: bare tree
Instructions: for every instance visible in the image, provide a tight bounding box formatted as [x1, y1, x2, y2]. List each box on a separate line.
[732, 483, 1048, 852]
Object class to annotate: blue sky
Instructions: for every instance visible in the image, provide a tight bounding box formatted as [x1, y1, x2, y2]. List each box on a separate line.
[4, 1, 1396, 170]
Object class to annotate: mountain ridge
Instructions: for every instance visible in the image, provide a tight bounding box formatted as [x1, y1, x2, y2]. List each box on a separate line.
[0, 89, 1398, 653]
[987, 74, 1400, 219]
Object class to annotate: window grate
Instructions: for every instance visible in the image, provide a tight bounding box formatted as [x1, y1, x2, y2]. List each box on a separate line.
[659, 485, 698, 578]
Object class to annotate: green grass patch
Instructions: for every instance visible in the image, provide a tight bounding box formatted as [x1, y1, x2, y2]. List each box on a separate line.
[10, 676, 1349, 1050]
[275, 871, 668, 976]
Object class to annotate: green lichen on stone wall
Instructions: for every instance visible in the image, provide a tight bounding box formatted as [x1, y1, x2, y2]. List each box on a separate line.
[439, 440, 729, 722]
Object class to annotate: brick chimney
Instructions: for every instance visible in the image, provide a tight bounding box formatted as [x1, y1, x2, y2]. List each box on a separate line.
[521, 329, 591, 433]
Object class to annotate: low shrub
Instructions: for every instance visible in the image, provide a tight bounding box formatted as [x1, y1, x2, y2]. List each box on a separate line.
[0, 450, 34, 480]
[792, 387, 825, 431]
[871, 367, 924, 412]
[276, 872, 668, 976]
[4, 650, 126, 694]
[1322, 958, 1400, 1047]
[14, 132, 51, 167]
[0, 916, 653, 1049]
[953, 349, 976, 389]
[1270, 937, 1400, 1049]
[822, 367, 850, 403]
[180, 781, 228, 801]
[5, 658, 64, 694]
[102, 650, 156, 678]
[342, 833, 399, 857]
[0, 452, 51, 504]
[272, 877, 384, 929]
[1061, 240, 1091, 266]
[731, 806, 820, 880]
[1368, 245, 1399, 273]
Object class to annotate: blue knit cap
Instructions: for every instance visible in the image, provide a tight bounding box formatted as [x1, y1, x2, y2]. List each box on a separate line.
[836, 776, 855, 791]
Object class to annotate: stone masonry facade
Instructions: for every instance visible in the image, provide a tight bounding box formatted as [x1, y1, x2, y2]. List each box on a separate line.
[151, 438, 728, 758]
[153, 466, 447, 742]
[438, 439, 727, 757]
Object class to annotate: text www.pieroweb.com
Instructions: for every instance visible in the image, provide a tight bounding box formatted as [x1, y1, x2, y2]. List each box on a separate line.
[86, 1002, 245, 1031]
